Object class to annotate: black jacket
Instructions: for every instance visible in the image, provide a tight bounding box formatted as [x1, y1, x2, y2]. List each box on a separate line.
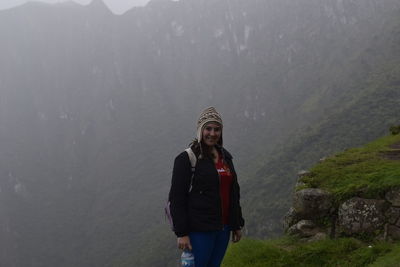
[168, 146, 244, 237]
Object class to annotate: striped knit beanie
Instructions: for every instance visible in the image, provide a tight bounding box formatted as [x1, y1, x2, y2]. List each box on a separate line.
[196, 107, 223, 146]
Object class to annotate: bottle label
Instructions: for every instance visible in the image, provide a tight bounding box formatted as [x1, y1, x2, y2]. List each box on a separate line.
[181, 251, 195, 267]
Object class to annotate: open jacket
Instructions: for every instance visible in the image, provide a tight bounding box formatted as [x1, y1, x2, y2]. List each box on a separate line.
[168, 146, 244, 237]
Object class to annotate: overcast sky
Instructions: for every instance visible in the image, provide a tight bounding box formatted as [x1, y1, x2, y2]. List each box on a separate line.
[0, 0, 161, 14]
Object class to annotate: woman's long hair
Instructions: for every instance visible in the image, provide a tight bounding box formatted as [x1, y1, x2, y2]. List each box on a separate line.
[189, 139, 216, 160]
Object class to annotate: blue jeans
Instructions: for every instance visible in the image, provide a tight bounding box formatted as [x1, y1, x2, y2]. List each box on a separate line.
[189, 226, 230, 267]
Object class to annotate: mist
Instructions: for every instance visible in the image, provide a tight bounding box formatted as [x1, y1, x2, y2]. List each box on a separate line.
[1, 0, 400, 266]
[0, 0, 150, 14]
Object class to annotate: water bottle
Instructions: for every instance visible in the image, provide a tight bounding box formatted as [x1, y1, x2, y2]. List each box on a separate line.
[181, 249, 195, 267]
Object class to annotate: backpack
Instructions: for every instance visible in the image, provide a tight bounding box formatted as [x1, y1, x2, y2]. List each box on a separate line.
[165, 148, 197, 230]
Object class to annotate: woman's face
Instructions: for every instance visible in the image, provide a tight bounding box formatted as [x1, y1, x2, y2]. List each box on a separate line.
[202, 122, 222, 147]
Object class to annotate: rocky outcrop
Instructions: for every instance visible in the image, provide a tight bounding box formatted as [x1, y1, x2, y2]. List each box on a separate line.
[385, 187, 400, 206]
[295, 170, 310, 188]
[284, 172, 400, 241]
[284, 172, 333, 241]
[283, 207, 299, 231]
[384, 188, 400, 240]
[387, 225, 400, 239]
[293, 188, 332, 219]
[338, 198, 387, 235]
[287, 220, 324, 238]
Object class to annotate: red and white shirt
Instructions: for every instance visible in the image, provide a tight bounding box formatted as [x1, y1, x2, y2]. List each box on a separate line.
[215, 154, 233, 225]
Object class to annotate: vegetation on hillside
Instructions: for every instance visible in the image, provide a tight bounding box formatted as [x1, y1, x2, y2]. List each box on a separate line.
[300, 134, 400, 204]
[222, 237, 400, 267]
[243, 59, 400, 237]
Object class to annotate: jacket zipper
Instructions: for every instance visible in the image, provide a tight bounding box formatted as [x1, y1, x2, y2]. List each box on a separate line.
[217, 171, 224, 230]
[215, 154, 225, 230]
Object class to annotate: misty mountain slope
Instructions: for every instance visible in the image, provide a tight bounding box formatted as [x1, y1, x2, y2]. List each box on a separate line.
[243, 13, 400, 236]
[245, 65, 400, 237]
[0, 0, 400, 266]
[223, 132, 400, 266]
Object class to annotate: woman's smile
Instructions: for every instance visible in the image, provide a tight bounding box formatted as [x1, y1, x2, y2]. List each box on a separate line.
[202, 122, 221, 147]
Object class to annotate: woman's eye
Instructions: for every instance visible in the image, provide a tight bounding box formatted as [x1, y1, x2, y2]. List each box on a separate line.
[205, 127, 220, 131]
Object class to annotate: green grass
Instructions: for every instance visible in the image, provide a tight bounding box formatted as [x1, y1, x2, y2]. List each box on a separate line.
[222, 237, 396, 267]
[298, 134, 400, 204]
[368, 243, 400, 267]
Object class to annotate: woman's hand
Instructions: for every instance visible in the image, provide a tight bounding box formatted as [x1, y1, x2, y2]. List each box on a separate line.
[177, 236, 192, 250]
[232, 230, 242, 243]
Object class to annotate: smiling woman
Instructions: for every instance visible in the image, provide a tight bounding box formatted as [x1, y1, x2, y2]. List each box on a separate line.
[202, 123, 222, 147]
[168, 107, 245, 267]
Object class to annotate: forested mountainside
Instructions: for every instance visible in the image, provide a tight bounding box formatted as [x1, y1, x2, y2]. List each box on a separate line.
[244, 12, 400, 238]
[0, 0, 399, 266]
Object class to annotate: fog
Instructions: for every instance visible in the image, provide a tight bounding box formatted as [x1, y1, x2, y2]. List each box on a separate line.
[0, 0, 152, 14]
[0, 0, 399, 266]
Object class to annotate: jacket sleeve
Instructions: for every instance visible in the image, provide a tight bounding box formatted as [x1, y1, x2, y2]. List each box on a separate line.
[228, 156, 245, 230]
[168, 152, 192, 237]
[236, 181, 245, 229]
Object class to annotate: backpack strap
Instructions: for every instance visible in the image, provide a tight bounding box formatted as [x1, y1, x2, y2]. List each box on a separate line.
[184, 148, 197, 193]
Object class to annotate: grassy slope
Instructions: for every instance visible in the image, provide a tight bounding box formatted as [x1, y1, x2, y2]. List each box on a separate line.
[223, 237, 400, 267]
[301, 134, 400, 204]
[225, 134, 400, 266]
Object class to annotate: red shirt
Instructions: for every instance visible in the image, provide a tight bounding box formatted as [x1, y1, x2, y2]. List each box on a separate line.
[215, 154, 233, 225]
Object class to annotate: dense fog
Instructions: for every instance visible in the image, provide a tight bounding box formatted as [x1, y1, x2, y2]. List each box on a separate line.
[1, 0, 399, 266]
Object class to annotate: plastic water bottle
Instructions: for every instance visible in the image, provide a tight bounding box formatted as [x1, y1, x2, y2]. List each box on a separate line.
[181, 249, 195, 267]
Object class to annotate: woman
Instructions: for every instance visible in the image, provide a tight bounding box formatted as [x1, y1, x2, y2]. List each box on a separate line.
[168, 107, 245, 267]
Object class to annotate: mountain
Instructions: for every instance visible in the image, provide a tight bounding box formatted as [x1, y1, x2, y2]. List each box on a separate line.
[244, 13, 400, 237]
[0, 0, 399, 266]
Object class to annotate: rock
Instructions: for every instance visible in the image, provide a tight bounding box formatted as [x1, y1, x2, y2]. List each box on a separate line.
[338, 197, 387, 235]
[297, 170, 311, 178]
[287, 220, 322, 238]
[385, 207, 400, 225]
[295, 171, 310, 189]
[293, 189, 332, 219]
[306, 232, 328, 242]
[297, 170, 310, 177]
[387, 225, 400, 240]
[296, 171, 309, 188]
[283, 207, 299, 231]
[295, 181, 306, 189]
[295, 171, 311, 189]
[385, 187, 400, 206]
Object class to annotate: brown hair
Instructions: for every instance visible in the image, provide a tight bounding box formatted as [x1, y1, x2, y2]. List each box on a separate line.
[189, 139, 216, 160]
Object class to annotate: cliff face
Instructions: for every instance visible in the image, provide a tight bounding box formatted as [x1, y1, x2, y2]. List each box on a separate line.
[0, 0, 400, 266]
[0, 195, 17, 267]
[244, 12, 400, 238]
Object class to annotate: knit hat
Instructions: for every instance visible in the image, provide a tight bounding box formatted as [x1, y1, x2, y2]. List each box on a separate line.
[196, 107, 223, 146]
